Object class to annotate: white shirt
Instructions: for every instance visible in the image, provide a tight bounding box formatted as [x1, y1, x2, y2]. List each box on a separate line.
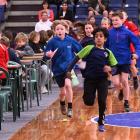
[35, 20, 52, 32]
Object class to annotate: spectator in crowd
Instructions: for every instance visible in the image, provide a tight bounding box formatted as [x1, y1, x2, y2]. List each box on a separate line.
[35, 11, 52, 32]
[2, 30, 16, 49]
[28, 31, 42, 53]
[58, 1, 74, 21]
[1, 36, 21, 64]
[80, 21, 94, 48]
[15, 32, 34, 58]
[88, 7, 98, 18]
[0, 0, 7, 23]
[38, 1, 54, 22]
[87, 16, 97, 28]
[0, 35, 9, 80]
[103, 10, 108, 18]
[39, 30, 49, 51]
[88, 0, 109, 15]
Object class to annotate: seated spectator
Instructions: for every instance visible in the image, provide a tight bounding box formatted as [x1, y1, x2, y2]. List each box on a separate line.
[0, 0, 7, 23]
[102, 10, 108, 18]
[87, 16, 97, 28]
[0, 35, 9, 80]
[1, 36, 21, 64]
[35, 11, 53, 32]
[58, 1, 74, 21]
[88, 7, 97, 18]
[15, 32, 34, 58]
[88, 0, 109, 15]
[39, 30, 49, 51]
[2, 30, 16, 49]
[28, 31, 43, 53]
[38, 1, 54, 22]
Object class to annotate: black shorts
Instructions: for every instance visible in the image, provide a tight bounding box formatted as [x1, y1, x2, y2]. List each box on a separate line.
[54, 73, 66, 88]
[113, 64, 130, 75]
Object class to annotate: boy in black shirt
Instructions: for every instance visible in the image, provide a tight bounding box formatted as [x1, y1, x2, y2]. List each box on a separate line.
[67, 27, 117, 132]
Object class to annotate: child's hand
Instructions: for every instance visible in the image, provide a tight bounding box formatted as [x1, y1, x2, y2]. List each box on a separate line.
[46, 49, 58, 58]
[103, 65, 111, 73]
[131, 53, 138, 60]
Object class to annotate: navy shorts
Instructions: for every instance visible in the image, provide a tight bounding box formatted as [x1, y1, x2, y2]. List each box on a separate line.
[112, 64, 130, 75]
[54, 73, 66, 88]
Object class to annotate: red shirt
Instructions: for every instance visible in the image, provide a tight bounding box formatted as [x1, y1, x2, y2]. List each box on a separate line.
[124, 20, 140, 53]
[0, 43, 9, 79]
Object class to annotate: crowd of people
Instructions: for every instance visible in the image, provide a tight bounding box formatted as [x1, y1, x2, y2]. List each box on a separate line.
[0, 0, 140, 133]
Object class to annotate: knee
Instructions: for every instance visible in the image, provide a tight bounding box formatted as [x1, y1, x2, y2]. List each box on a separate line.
[60, 91, 66, 97]
[113, 82, 120, 88]
[83, 94, 95, 106]
[121, 79, 129, 87]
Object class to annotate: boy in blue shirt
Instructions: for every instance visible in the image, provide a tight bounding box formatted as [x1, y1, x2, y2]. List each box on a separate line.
[45, 20, 82, 117]
[106, 11, 140, 112]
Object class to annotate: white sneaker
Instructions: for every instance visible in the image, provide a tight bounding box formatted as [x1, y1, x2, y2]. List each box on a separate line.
[41, 86, 48, 94]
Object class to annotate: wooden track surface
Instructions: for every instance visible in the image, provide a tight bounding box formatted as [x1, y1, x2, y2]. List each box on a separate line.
[9, 86, 140, 140]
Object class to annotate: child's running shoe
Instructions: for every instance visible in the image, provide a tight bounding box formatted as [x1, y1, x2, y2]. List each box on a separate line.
[98, 125, 105, 132]
[118, 90, 123, 101]
[67, 108, 73, 118]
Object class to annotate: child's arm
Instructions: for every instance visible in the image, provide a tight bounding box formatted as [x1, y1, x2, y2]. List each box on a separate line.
[66, 45, 94, 78]
[106, 49, 118, 75]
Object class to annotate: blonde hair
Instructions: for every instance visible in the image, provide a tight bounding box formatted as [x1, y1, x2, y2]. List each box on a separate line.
[52, 20, 68, 31]
[0, 36, 10, 47]
[15, 32, 28, 43]
[101, 17, 110, 25]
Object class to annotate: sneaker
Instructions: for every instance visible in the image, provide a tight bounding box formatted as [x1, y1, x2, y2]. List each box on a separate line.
[133, 77, 139, 90]
[124, 102, 130, 112]
[60, 105, 67, 115]
[67, 108, 73, 118]
[98, 125, 105, 132]
[118, 90, 123, 101]
[41, 86, 48, 94]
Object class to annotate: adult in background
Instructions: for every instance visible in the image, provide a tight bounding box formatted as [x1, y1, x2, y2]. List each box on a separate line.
[38, 1, 54, 22]
[58, 1, 74, 22]
[35, 11, 52, 32]
[88, 0, 109, 15]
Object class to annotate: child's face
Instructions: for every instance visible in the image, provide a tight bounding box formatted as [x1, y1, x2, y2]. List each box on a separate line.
[55, 24, 66, 39]
[112, 16, 123, 28]
[34, 35, 40, 44]
[16, 40, 26, 47]
[94, 31, 106, 47]
[85, 24, 94, 36]
[101, 21, 110, 29]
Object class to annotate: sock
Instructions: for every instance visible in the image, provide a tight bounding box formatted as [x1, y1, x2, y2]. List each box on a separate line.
[68, 102, 72, 109]
[124, 100, 128, 104]
[60, 101, 65, 106]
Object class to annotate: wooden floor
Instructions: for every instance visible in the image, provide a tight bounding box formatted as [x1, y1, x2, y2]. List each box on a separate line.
[9, 86, 140, 140]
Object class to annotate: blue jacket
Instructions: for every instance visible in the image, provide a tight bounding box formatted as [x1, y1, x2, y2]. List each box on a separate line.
[106, 25, 140, 64]
[45, 35, 82, 76]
